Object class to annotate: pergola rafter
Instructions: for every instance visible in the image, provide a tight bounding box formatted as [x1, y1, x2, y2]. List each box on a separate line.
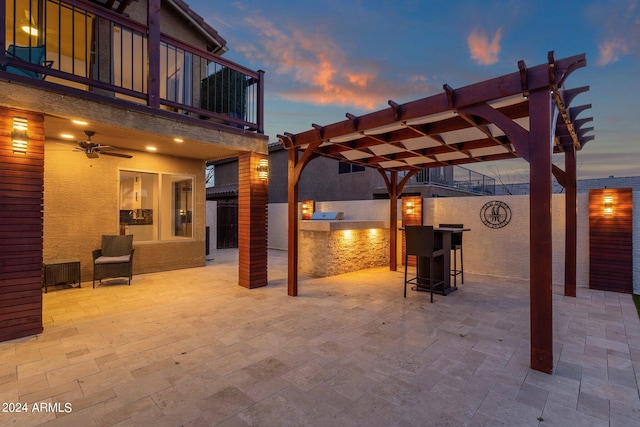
[278, 52, 593, 374]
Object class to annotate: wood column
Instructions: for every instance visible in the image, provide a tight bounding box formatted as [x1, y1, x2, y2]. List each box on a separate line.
[388, 171, 398, 272]
[0, 108, 44, 342]
[237, 151, 268, 289]
[588, 188, 633, 293]
[287, 148, 299, 296]
[564, 147, 577, 297]
[528, 89, 554, 374]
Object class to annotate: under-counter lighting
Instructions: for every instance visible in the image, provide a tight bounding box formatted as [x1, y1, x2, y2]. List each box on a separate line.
[146, 146, 157, 152]
[72, 119, 88, 126]
[60, 133, 75, 139]
[174, 138, 184, 143]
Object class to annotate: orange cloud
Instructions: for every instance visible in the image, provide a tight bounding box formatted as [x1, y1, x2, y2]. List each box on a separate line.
[234, 15, 422, 110]
[467, 28, 503, 65]
[594, 0, 639, 65]
[597, 39, 631, 65]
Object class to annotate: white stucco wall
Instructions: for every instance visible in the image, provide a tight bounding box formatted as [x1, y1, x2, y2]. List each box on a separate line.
[267, 202, 288, 250]
[262, 192, 635, 290]
[425, 194, 590, 287]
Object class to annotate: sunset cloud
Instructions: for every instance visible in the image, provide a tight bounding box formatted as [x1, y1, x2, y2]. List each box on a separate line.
[597, 39, 631, 65]
[467, 28, 503, 65]
[594, 0, 639, 65]
[234, 15, 430, 110]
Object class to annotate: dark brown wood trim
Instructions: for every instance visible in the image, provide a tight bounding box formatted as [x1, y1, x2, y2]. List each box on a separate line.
[0, 108, 44, 342]
[528, 89, 553, 374]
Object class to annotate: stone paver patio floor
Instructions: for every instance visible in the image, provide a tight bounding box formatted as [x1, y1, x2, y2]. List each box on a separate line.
[1, 249, 639, 426]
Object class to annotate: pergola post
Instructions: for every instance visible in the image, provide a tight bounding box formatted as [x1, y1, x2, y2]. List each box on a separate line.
[564, 147, 577, 297]
[287, 147, 300, 296]
[389, 171, 398, 271]
[528, 88, 554, 374]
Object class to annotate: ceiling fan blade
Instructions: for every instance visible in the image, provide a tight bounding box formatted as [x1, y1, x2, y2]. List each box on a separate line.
[99, 151, 133, 159]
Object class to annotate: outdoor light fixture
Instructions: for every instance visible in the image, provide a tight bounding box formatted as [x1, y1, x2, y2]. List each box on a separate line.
[257, 158, 269, 181]
[603, 195, 613, 216]
[12, 117, 28, 154]
[301, 200, 315, 220]
[405, 200, 415, 215]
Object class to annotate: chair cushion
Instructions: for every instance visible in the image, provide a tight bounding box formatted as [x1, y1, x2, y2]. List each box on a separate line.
[95, 255, 131, 265]
[101, 235, 134, 257]
[7, 45, 46, 65]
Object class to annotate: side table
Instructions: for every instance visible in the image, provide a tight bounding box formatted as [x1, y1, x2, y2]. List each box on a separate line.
[43, 259, 81, 293]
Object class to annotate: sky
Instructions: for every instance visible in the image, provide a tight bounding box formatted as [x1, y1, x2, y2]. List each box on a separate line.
[188, 0, 639, 182]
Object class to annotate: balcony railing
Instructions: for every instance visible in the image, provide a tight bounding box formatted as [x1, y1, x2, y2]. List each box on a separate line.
[1, 0, 264, 133]
[410, 165, 495, 195]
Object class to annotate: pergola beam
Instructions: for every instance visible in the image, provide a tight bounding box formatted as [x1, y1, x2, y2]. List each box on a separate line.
[286, 54, 585, 149]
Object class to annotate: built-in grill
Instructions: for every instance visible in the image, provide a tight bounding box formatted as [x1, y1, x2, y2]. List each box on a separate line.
[310, 211, 344, 220]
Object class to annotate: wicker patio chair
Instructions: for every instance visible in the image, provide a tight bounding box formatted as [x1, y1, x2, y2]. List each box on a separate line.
[92, 235, 135, 288]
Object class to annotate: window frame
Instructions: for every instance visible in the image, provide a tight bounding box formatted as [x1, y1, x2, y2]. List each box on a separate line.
[118, 168, 196, 243]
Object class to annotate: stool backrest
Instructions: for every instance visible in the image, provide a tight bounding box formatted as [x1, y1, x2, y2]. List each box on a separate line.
[439, 223, 463, 246]
[405, 226, 436, 257]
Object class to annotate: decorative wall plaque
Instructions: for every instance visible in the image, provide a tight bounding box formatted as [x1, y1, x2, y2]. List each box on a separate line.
[480, 200, 512, 229]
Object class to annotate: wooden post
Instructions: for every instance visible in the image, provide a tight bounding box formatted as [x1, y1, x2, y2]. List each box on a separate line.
[237, 151, 268, 289]
[0, 108, 45, 342]
[564, 147, 577, 297]
[389, 171, 398, 271]
[528, 89, 554, 374]
[287, 148, 299, 296]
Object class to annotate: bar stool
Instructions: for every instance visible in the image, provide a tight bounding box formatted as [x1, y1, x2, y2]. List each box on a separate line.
[404, 225, 445, 303]
[439, 223, 464, 286]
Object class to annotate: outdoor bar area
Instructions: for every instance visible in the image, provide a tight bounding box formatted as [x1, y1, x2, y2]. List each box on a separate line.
[299, 216, 392, 276]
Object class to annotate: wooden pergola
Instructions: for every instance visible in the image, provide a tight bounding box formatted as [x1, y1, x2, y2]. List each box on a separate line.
[277, 52, 593, 374]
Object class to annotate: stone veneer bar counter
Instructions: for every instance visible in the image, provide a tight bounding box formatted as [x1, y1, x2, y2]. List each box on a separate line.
[299, 220, 391, 277]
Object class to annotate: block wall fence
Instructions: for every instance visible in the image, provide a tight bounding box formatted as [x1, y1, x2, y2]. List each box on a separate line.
[251, 192, 639, 293]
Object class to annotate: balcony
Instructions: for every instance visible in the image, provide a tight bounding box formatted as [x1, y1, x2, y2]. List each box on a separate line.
[1, 0, 264, 133]
[408, 165, 496, 195]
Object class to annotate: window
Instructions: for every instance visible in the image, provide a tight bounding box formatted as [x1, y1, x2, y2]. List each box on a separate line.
[119, 170, 194, 241]
[338, 162, 365, 174]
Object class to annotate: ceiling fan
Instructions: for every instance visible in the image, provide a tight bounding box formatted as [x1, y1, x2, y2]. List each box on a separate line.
[74, 130, 132, 159]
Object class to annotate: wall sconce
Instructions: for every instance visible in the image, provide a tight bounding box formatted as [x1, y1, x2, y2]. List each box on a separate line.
[12, 117, 28, 155]
[603, 195, 613, 216]
[301, 200, 315, 220]
[256, 158, 269, 181]
[404, 200, 415, 215]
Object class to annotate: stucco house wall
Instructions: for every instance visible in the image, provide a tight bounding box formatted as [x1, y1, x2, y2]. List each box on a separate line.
[44, 143, 206, 280]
